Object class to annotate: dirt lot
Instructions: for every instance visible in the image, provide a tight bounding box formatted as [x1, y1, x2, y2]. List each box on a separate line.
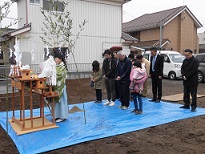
[0, 78, 205, 154]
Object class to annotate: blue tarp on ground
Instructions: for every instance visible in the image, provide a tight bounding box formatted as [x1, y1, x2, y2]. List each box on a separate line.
[1, 98, 205, 154]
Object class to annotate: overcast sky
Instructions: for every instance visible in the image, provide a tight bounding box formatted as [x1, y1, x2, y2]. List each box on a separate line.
[0, 0, 17, 29]
[1, 0, 205, 33]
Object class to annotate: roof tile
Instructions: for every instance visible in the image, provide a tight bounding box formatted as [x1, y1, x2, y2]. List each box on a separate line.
[122, 32, 138, 41]
[123, 6, 202, 32]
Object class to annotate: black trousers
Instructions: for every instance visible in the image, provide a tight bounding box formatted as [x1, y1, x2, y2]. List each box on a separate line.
[115, 80, 121, 99]
[95, 89, 102, 101]
[151, 73, 162, 100]
[183, 85, 197, 107]
[120, 81, 130, 107]
[104, 79, 116, 101]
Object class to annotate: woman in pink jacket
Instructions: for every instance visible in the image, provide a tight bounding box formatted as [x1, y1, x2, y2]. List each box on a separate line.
[130, 61, 148, 114]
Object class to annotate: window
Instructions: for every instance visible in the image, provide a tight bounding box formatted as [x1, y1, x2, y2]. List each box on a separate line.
[195, 55, 205, 63]
[0, 50, 3, 59]
[43, 47, 69, 60]
[43, 0, 64, 12]
[54, 1, 64, 12]
[169, 54, 184, 63]
[43, 0, 53, 11]
[161, 54, 170, 63]
[143, 54, 150, 61]
[30, 0, 40, 4]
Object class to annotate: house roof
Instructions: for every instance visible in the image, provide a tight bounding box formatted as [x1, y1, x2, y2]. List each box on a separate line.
[12, 0, 131, 4]
[0, 28, 15, 37]
[0, 23, 31, 42]
[123, 6, 203, 33]
[83, 0, 132, 4]
[0, 28, 15, 42]
[122, 32, 138, 41]
[108, 0, 131, 3]
[9, 23, 31, 37]
[132, 39, 170, 49]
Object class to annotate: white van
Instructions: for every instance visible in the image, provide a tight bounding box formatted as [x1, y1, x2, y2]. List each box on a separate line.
[143, 50, 184, 80]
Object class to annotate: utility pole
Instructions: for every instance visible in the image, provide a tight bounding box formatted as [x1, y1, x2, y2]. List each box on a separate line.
[159, 22, 163, 52]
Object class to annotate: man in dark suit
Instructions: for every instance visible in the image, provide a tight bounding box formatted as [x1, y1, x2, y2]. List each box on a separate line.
[116, 51, 132, 110]
[180, 49, 199, 112]
[149, 47, 164, 102]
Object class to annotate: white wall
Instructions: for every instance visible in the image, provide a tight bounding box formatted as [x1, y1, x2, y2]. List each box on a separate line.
[16, 0, 123, 69]
[67, 0, 122, 63]
[17, 0, 27, 28]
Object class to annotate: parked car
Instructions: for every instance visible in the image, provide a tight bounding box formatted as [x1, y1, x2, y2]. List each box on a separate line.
[194, 53, 205, 83]
[143, 50, 184, 80]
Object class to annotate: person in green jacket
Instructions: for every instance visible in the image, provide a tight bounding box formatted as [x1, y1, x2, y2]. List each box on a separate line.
[91, 60, 103, 103]
[53, 51, 68, 123]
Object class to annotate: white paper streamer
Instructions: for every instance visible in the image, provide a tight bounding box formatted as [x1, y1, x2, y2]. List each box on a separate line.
[46, 45, 50, 57]
[9, 49, 13, 58]
[38, 56, 56, 86]
[30, 43, 35, 61]
[9, 65, 14, 76]
[14, 38, 22, 67]
[65, 48, 70, 59]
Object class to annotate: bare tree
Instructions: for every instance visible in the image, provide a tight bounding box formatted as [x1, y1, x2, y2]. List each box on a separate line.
[40, 0, 87, 75]
[0, 1, 17, 134]
[40, 0, 86, 53]
[40, 0, 87, 123]
[0, 1, 17, 36]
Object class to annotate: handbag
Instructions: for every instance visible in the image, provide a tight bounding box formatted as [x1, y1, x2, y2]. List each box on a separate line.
[90, 81, 94, 87]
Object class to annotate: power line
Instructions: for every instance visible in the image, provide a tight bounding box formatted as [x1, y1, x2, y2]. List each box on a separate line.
[3, 17, 17, 20]
[123, 10, 135, 19]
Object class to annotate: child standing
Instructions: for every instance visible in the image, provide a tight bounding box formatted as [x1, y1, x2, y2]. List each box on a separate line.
[91, 60, 103, 103]
[130, 61, 147, 114]
[130, 61, 146, 94]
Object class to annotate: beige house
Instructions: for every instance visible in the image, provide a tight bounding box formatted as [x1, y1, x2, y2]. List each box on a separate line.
[123, 6, 203, 54]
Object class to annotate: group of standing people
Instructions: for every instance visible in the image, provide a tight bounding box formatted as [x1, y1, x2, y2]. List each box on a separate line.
[47, 47, 199, 123]
[91, 48, 151, 114]
[148, 48, 199, 112]
[91, 47, 199, 114]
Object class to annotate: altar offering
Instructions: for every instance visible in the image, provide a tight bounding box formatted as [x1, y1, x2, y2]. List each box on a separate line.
[20, 69, 32, 80]
[35, 78, 47, 89]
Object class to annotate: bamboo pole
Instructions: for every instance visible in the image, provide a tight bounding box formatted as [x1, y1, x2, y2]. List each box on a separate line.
[6, 64, 9, 133]
[70, 50, 87, 124]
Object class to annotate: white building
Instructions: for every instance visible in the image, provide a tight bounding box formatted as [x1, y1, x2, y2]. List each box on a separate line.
[5, 0, 134, 71]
